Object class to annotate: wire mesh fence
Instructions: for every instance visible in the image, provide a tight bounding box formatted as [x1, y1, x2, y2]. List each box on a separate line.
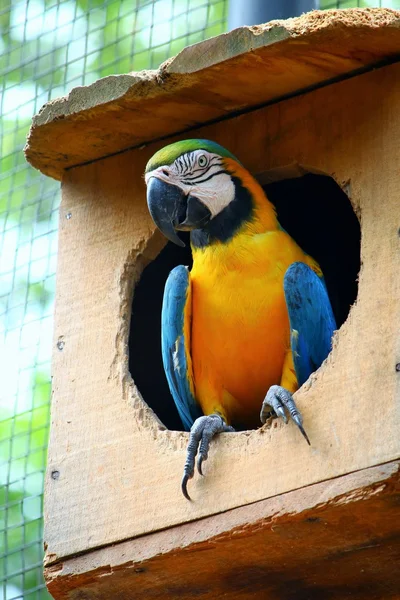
[1, 2, 227, 598]
[1, 0, 399, 599]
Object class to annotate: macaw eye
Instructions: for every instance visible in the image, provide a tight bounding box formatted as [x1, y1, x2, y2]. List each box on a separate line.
[197, 154, 208, 168]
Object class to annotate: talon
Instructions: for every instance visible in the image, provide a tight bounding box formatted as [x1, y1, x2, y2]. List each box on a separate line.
[181, 473, 192, 501]
[298, 423, 311, 446]
[261, 385, 310, 445]
[275, 406, 287, 423]
[197, 455, 204, 476]
[181, 414, 235, 499]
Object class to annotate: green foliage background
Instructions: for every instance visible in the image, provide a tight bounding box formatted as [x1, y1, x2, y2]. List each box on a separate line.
[1, 1, 398, 599]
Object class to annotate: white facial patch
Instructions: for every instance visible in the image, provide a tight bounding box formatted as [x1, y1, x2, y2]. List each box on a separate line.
[145, 151, 236, 218]
[189, 171, 235, 217]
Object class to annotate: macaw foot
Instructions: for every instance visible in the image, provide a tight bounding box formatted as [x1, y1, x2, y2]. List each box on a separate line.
[182, 414, 235, 500]
[260, 385, 310, 445]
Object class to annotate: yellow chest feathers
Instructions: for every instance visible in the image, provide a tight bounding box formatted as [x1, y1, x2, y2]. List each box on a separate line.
[190, 228, 319, 299]
[188, 229, 320, 425]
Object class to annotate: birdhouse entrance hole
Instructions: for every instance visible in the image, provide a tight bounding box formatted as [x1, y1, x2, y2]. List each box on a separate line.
[129, 171, 360, 431]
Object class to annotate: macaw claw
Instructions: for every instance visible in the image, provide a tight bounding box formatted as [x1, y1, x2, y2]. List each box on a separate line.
[181, 414, 235, 500]
[260, 385, 311, 445]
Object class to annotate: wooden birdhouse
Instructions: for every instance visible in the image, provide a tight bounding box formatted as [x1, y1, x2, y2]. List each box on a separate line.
[26, 8, 400, 599]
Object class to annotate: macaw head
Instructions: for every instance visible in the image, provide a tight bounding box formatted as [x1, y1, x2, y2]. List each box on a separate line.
[144, 139, 246, 247]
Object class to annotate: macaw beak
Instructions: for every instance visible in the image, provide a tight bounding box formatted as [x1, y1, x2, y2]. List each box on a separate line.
[146, 177, 211, 247]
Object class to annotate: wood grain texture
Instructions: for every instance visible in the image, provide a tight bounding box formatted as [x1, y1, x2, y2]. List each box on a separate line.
[45, 61, 400, 567]
[45, 461, 400, 599]
[25, 8, 400, 180]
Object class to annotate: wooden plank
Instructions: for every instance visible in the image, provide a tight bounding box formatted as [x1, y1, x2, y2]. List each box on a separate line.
[45, 461, 400, 599]
[25, 8, 400, 180]
[45, 61, 400, 563]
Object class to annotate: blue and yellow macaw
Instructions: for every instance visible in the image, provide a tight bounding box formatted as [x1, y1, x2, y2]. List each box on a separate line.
[145, 139, 336, 499]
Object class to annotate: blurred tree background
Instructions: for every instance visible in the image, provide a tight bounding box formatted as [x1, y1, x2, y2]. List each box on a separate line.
[1, 0, 399, 598]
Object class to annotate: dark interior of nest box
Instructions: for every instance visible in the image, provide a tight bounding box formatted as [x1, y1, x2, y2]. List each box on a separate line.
[129, 173, 361, 431]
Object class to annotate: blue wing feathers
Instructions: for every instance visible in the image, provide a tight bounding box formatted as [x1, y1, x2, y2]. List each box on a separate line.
[161, 265, 202, 431]
[284, 262, 336, 387]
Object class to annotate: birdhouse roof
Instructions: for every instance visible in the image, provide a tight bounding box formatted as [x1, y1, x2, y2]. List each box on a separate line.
[25, 8, 400, 181]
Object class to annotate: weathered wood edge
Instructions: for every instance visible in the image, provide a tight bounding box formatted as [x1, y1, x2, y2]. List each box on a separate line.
[165, 7, 400, 74]
[44, 460, 399, 598]
[25, 8, 400, 180]
[45, 461, 399, 567]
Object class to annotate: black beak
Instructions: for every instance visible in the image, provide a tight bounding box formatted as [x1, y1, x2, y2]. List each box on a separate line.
[147, 177, 211, 247]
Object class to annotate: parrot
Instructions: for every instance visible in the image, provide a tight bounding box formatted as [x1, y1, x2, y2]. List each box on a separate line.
[144, 139, 336, 500]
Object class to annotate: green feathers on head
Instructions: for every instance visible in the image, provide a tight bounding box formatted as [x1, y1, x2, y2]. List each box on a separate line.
[145, 139, 240, 173]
